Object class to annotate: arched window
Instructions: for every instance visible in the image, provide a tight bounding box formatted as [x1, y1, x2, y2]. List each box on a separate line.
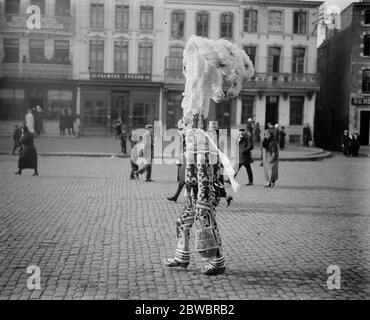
[171, 10, 185, 39]
[365, 10, 370, 25]
[220, 12, 233, 39]
[196, 11, 209, 37]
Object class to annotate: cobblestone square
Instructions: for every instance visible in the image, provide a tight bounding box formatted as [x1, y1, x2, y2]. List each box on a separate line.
[0, 154, 369, 300]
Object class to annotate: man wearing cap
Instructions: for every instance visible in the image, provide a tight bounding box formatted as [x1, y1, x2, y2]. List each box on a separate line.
[234, 128, 254, 186]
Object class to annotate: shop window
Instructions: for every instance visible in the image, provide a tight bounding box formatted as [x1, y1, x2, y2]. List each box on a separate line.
[3, 38, 19, 63]
[29, 39, 45, 63]
[89, 39, 104, 72]
[91, 1, 104, 28]
[241, 96, 255, 124]
[140, 6, 153, 30]
[115, 4, 129, 30]
[244, 46, 256, 68]
[364, 35, 370, 56]
[0, 88, 24, 120]
[47, 90, 73, 120]
[268, 10, 283, 33]
[244, 9, 257, 33]
[167, 92, 183, 129]
[138, 43, 152, 74]
[363, 69, 370, 94]
[196, 11, 209, 37]
[293, 11, 307, 34]
[220, 12, 233, 39]
[289, 96, 304, 125]
[171, 10, 185, 39]
[30, 0, 45, 14]
[5, 0, 20, 14]
[114, 41, 129, 73]
[289, 135, 301, 144]
[54, 40, 70, 64]
[55, 0, 70, 16]
[292, 47, 305, 74]
[132, 102, 157, 128]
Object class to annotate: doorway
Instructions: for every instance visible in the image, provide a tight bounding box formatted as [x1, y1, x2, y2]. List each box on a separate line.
[265, 96, 279, 127]
[111, 92, 129, 130]
[360, 111, 370, 145]
[216, 100, 231, 129]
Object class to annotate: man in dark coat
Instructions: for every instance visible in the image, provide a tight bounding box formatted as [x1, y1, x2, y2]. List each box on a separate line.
[342, 130, 352, 157]
[234, 128, 254, 186]
[303, 124, 312, 147]
[279, 126, 286, 150]
[351, 131, 360, 157]
[15, 126, 38, 176]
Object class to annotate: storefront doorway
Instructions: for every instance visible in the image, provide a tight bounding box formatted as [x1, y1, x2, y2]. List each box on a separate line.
[360, 110, 370, 145]
[216, 100, 231, 129]
[265, 96, 279, 127]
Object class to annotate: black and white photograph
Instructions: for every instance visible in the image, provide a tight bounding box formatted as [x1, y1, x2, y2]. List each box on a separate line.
[0, 0, 369, 309]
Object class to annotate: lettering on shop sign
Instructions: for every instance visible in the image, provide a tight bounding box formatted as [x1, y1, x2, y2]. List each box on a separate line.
[90, 73, 152, 81]
[352, 97, 370, 105]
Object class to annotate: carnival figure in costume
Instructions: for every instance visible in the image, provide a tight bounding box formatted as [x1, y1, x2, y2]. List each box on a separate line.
[164, 36, 254, 276]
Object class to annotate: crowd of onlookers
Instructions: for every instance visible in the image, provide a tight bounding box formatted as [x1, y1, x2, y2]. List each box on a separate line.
[342, 130, 361, 157]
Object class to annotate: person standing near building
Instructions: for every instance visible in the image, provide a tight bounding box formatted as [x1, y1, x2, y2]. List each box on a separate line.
[253, 122, 261, 146]
[274, 124, 280, 145]
[66, 107, 75, 136]
[303, 123, 312, 147]
[342, 130, 352, 157]
[351, 131, 360, 157]
[279, 126, 286, 150]
[246, 117, 254, 135]
[260, 129, 279, 188]
[25, 109, 35, 135]
[234, 128, 254, 186]
[14, 126, 38, 176]
[36, 105, 44, 135]
[119, 129, 127, 154]
[59, 108, 66, 136]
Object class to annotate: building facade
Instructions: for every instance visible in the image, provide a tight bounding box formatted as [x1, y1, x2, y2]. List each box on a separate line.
[0, 0, 323, 143]
[316, 1, 370, 149]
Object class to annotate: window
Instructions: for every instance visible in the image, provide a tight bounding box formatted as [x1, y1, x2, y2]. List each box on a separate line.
[116, 4, 129, 30]
[30, 0, 45, 14]
[293, 11, 307, 34]
[241, 96, 255, 124]
[166, 46, 183, 74]
[0, 89, 24, 121]
[244, 9, 257, 33]
[55, 0, 70, 16]
[54, 40, 69, 64]
[364, 35, 370, 56]
[268, 10, 283, 33]
[244, 46, 256, 68]
[289, 96, 304, 125]
[132, 102, 157, 128]
[47, 90, 73, 120]
[267, 47, 281, 73]
[29, 39, 45, 63]
[5, 0, 20, 14]
[292, 47, 305, 74]
[171, 10, 185, 39]
[196, 11, 209, 37]
[114, 41, 129, 73]
[220, 12, 233, 39]
[363, 70, 370, 94]
[365, 10, 370, 25]
[166, 92, 183, 128]
[140, 6, 153, 30]
[138, 43, 152, 74]
[89, 39, 104, 72]
[3, 39, 19, 62]
[90, 2, 104, 28]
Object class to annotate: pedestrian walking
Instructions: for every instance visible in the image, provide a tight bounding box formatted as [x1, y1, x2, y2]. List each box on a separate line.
[342, 130, 352, 157]
[351, 131, 360, 157]
[135, 124, 154, 182]
[303, 123, 312, 147]
[279, 126, 286, 150]
[12, 124, 22, 155]
[130, 130, 140, 180]
[253, 122, 261, 146]
[114, 119, 122, 139]
[14, 126, 38, 176]
[167, 120, 186, 203]
[119, 129, 127, 154]
[234, 128, 254, 186]
[25, 109, 35, 135]
[260, 129, 279, 188]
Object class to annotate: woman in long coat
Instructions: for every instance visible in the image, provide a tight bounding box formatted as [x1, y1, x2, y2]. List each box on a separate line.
[261, 129, 278, 188]
[15, 126, 38, 176]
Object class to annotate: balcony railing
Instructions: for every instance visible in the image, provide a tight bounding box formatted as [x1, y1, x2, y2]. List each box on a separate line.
[0, 13, 74, 33]
[0, 62, 73, 80]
